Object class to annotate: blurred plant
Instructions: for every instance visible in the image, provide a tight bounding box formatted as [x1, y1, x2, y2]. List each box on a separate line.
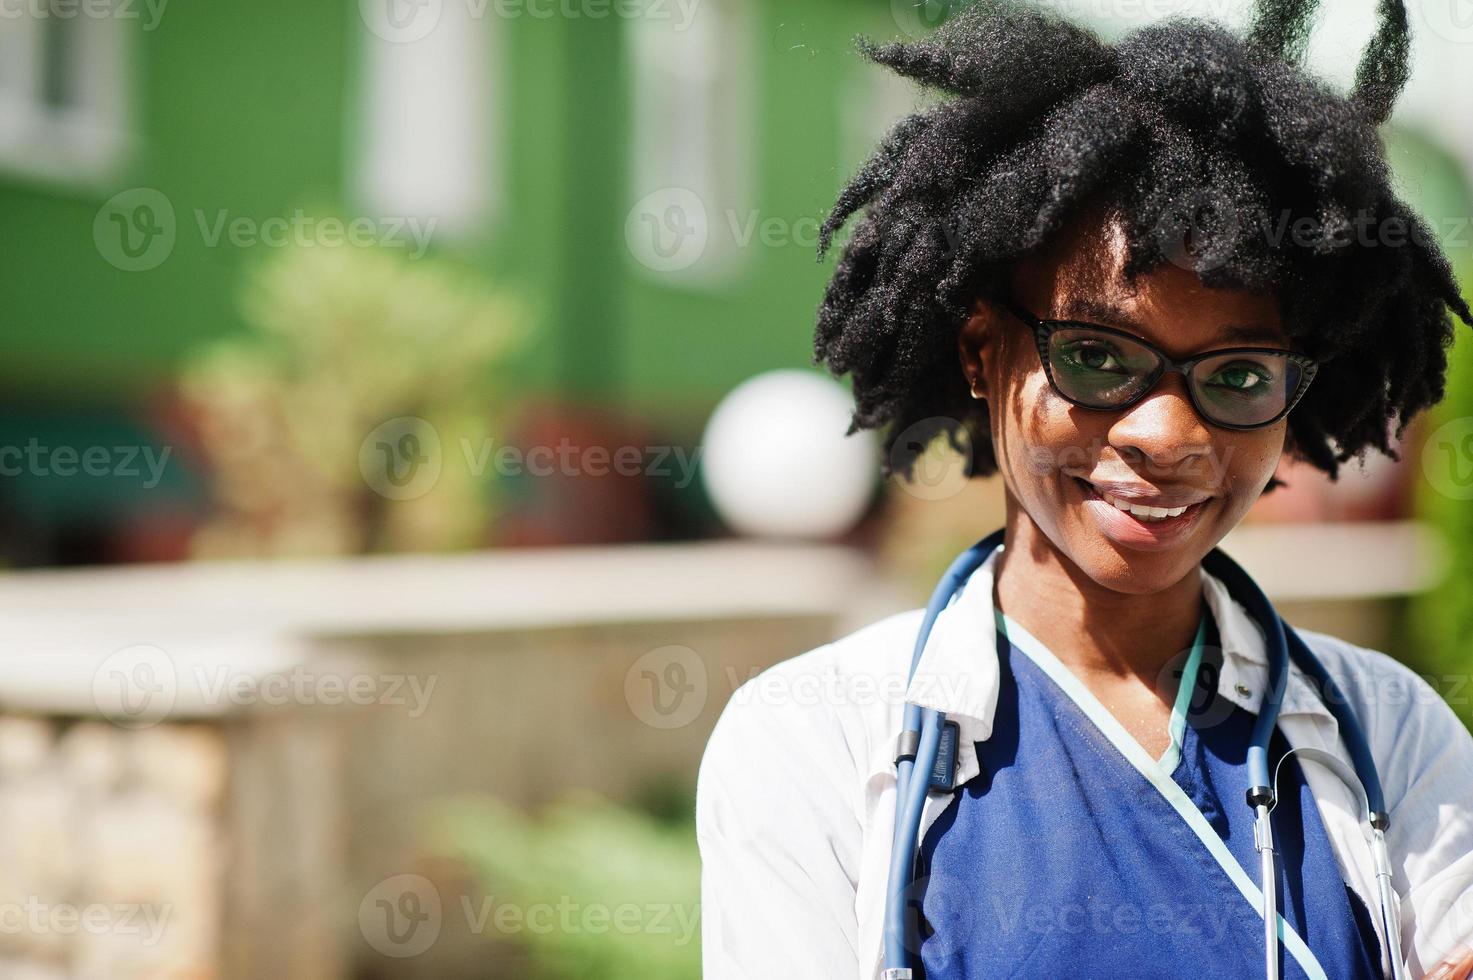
[180, 237, 526, 557]
[428, 791, 700, 980]
[1414, 249, 1473, 731]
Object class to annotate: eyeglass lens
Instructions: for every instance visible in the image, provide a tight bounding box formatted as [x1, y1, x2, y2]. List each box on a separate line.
[1047, 327, 1304, 428]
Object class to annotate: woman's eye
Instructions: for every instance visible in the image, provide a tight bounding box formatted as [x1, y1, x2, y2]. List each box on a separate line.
[1209, 362, 1273, 391]
[1064, 343, 1125, 372]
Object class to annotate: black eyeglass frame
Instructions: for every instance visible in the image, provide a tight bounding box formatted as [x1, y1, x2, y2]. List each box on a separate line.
[998, 297, 1320, 431]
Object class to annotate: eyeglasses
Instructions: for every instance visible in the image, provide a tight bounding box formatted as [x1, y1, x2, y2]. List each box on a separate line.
[999, 298, 1319, 431]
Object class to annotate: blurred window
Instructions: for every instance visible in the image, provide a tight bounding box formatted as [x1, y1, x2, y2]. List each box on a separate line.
[838, 59, 930, 181]
[625, 0, 752, 286]
[0, 1, 132, 183]
[354, 1, 500, 242]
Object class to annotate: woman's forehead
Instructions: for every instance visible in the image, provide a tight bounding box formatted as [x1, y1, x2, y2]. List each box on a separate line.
[1012, 210, 1288, 351]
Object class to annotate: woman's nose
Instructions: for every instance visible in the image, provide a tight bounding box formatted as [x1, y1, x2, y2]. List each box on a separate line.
[1105, 372, 1216, 471]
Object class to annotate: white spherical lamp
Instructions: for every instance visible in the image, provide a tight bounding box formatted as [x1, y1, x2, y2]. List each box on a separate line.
[700, 369, 878, 539]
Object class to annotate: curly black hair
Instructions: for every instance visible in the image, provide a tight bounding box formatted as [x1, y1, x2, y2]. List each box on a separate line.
[813, 0, 1473, 482]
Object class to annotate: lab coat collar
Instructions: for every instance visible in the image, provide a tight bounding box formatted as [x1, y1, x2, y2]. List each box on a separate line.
[887, 543, 1337, 785]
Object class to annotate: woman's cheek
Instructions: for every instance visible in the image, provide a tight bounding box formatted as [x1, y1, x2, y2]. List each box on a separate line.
[1227, 432, 1284, 502]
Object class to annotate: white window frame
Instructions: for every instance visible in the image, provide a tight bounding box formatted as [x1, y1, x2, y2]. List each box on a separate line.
[0, 1, 134, 185]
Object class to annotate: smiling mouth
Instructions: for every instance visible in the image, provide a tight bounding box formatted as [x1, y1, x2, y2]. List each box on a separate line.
[1072, 477, 1211, 525]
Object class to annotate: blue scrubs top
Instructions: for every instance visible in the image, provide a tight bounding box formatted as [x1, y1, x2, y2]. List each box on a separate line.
[912, 603, 1383, 979]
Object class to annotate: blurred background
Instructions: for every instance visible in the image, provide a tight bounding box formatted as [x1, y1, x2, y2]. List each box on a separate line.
[0, 0, 1471, 976]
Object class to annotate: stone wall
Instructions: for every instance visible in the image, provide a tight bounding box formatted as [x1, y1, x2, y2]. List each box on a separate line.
[0, 718, 224, 979]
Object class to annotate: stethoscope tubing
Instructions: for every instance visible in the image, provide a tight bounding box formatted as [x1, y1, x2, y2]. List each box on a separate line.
[884, 530, 1002, 971]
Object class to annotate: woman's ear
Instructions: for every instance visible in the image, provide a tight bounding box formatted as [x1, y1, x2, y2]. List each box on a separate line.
[958, 297, 995, 401]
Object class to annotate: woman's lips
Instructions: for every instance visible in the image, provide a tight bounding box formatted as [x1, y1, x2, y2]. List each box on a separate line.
[1074, 478, 1211, 550]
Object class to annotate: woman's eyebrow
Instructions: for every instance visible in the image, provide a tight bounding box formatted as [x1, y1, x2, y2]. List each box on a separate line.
[1057, 297, 1286, 346]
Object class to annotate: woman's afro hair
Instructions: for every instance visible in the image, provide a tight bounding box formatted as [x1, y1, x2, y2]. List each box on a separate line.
[813, 0, 1473, 481]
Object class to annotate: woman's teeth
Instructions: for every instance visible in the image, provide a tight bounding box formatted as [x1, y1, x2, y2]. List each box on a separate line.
[1101, 491, 1190, 521]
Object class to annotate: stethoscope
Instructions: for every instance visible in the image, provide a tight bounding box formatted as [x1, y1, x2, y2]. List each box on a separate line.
[882, 529, 1404, 980]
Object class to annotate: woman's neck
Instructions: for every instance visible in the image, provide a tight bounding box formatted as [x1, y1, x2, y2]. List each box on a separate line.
[991, 505, 1204, 688]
